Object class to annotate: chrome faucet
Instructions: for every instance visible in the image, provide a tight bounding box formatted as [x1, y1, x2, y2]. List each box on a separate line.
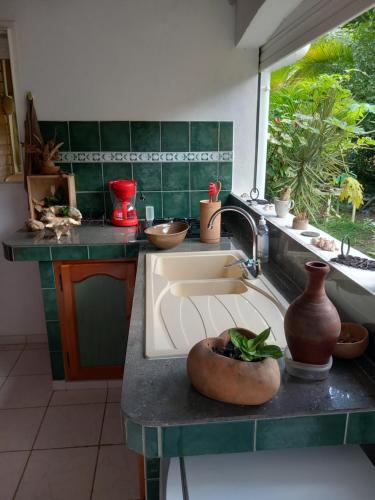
[207, 205, 261, 278]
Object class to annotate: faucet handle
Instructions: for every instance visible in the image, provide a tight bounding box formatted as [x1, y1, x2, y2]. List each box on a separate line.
[224, 257, 262, 279]
[224, 258, 249, 269]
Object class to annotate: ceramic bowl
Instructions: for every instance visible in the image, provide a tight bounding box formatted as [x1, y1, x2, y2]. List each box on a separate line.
[333, 323, 369, 359]
[144, 221, 189, 250]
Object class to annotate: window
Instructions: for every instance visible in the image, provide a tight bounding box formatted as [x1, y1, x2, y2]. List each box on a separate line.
[0, 26, 21, 182]
[258, 7, 375, 258]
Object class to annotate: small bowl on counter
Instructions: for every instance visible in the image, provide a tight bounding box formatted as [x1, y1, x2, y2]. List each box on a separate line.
[333, 323, 369, 359]
[144, 221, 189, 250]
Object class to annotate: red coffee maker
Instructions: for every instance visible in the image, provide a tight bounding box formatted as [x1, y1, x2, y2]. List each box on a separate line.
[108, 180, 139, 227]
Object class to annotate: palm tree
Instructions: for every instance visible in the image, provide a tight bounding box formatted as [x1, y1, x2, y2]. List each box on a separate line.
[271, 38, 353, 91]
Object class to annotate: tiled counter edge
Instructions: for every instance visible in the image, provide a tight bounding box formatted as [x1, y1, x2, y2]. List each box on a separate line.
[124, 410, 375, 459]
[124, 410, 375, 499]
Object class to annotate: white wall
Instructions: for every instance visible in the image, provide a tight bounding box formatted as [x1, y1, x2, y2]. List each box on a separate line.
[0, 183, 46, 337]
[235, 0, 266, 45]
[0, 0, 259, 336]
[2, 0, 259, 194]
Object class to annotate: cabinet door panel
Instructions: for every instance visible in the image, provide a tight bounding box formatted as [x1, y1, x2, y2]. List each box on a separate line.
[74, 274, 128, 367]
[55, 259, 136, 380]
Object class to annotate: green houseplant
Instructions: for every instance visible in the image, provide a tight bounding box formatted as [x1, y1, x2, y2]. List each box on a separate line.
[187, 327, 282, 406]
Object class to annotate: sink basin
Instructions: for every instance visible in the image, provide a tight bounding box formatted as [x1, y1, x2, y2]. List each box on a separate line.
[153, 252, 243, 280]
[170, 280, 248, 297]
[146, 250, 288, 359]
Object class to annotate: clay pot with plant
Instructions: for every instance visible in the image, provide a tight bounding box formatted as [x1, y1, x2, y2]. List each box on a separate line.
[292, 211, 309, 230]
[274, 186, 295, 218]
[187, 327, 282, 405]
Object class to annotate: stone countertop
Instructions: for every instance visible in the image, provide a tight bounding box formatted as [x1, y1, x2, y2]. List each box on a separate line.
[3, 224, 140, 248]
[2, 224, 145, 261]
[121, 238, 375, 427]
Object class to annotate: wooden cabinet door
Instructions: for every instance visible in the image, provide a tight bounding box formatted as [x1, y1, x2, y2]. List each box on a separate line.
[55, 259, 136, 380]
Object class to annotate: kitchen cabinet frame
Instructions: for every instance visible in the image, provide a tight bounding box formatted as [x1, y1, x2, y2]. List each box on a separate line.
[54, 259, 136, 380]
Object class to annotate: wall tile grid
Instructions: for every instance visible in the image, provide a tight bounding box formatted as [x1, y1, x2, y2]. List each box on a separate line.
[39, 121, 233, 220]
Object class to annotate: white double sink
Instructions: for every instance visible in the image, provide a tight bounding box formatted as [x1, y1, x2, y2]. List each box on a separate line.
[145, 250, 288, 359]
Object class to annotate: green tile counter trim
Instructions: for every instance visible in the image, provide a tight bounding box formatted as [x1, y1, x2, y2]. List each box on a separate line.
[9, 243, 137, 261]
[51, 245, 89, 260]
[13, 246, 51, 261]
[347, 411, 375, 444]
[146, 458, 161, 500]
[39, 261, 65, 380]
[255, 414, 346, 451]
[162, 421, 254, 457]
[39, 120, 233, 219]
[124, 411, 375, 459]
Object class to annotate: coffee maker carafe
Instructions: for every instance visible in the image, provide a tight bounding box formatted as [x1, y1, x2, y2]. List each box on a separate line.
[108, 180, 138, 227]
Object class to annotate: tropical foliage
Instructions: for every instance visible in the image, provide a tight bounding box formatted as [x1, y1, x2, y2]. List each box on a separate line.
[267, 74, 372, 219]
[266, 9, 375, 221]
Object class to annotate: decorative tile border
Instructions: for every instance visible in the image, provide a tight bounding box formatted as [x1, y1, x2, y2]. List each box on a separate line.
[58, 151, 233, 163]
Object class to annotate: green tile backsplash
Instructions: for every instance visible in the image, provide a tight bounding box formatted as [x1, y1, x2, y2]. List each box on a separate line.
[69, 121, 100, 151]
[73, 163, 103, 192]
[100, 121, 130, 151]
[190, 162, 218, 190]
[161, 122, 189, 152]
[39, 121, 233, 219]
[162, 163, 189, 191]
[103, 163, 132, 187]
[131, 121, 160, 152]
[39, 121, 70, 151]
[133, 163, 162, 191]
[190, 121, 219, 151]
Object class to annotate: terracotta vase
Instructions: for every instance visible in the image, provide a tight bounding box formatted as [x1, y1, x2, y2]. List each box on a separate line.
[284, 261, 341, 364]
[187, 329, 280, 405]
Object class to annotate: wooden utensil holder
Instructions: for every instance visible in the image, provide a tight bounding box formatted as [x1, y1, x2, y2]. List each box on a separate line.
[200, 200, 221, 243]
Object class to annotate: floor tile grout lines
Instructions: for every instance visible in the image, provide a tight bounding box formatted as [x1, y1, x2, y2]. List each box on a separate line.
[0, 443, 123, 455]
[90, 387, 109, 499]
[12, 384, 55, 499]
[0, 344, 25, 379]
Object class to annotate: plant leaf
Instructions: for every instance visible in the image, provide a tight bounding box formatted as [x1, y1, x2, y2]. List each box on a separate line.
[256, 345, 283, 359]
[251, 327, 271, 349]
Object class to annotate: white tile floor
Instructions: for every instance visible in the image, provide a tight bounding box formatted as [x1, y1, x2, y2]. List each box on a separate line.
[0, 342, 140, 500]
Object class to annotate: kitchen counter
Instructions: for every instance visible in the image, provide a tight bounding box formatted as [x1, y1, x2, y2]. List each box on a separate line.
[121, 238, 375, 460]
[2, 224, 141, 261]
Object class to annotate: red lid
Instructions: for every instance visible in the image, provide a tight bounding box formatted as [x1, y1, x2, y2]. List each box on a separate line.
[109, 179, 137, 196]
